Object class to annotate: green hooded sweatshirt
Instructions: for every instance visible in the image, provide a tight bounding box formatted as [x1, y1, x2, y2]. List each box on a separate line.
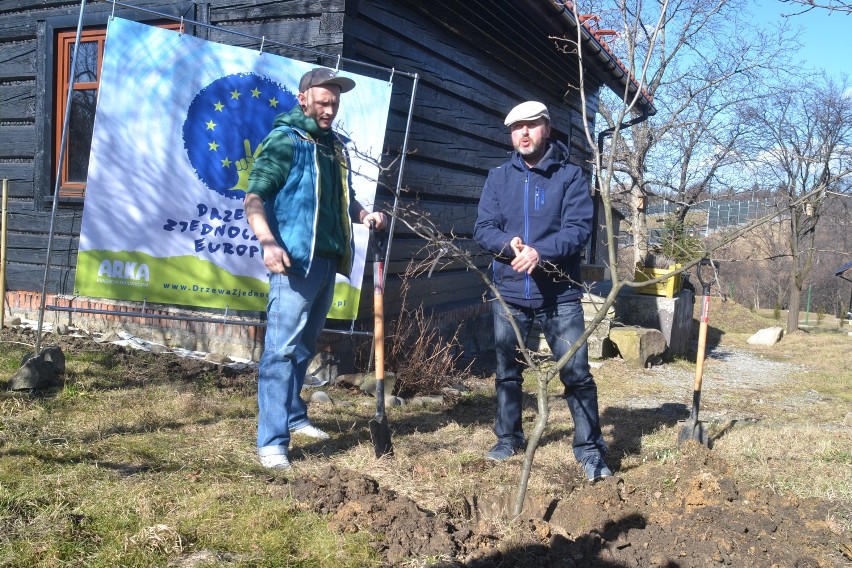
[247, 105, 348, 260]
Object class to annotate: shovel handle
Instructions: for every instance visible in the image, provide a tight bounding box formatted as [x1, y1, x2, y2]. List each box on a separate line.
[693, 293, 710, 391]
[370, 221, 385, 386]
[374, 282, 384, 383]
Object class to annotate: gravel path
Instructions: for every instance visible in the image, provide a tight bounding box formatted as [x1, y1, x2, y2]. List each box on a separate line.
[614, 343, 807, 422]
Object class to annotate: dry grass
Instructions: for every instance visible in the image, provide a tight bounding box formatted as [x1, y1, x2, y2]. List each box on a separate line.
[1, 297, 850, 565]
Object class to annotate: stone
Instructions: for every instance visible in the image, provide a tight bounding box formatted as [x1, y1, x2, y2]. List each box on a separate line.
[5, 317, 21, 327]
[608, 326, 667, 368]
[354, 371, 396, 397]
[585, 317, 612, 360]
[384, 395, 404, 407]
[55, 324, 70, 335]
[747, 327, 784, 346]
[40, 345, 65, 374]
[614, 288, 695, 358]
[410, 395, 445, 406]
[9, 355, 57, 391]
[310, 390, 332, 404]
[97, 330, 121, 343]
[843, 412, 852, 427]
[204, 352, 231, 364]
[307, 351, 338, 384]
[335, 372, 365, 387]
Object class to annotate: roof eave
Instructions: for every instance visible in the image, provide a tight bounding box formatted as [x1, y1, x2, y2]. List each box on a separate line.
[542, 0, 657, 116]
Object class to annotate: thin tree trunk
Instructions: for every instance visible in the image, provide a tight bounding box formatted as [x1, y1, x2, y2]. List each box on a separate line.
[632, 189, 649, 265]
[787, 276, 801, 333]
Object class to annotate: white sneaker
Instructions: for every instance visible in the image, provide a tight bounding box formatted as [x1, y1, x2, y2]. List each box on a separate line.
[259, 454, 291, 469]
[290, 424, 331, 440]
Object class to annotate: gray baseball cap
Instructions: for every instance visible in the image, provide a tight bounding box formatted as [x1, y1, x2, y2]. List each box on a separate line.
[298, 68, 356, 93]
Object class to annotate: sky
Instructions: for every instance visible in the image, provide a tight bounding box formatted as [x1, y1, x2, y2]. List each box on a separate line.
[752, 0, 850, 81]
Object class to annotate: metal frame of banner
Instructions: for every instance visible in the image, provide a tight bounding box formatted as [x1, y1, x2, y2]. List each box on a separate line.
[38, 0, 420, 348]
[36, 0, 89, 353]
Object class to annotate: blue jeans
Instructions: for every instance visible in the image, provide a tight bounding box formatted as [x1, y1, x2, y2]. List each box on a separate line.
[257, 257, 337, 458]
[492, 299, 607, 462]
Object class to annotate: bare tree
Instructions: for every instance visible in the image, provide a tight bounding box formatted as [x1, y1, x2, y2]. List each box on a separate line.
[742, 75, 852, 332]
[780, 0, 852, 14]
[366, 1, 843, 519]
[580, 0, 797, 265]
[714, 218, 790, 310]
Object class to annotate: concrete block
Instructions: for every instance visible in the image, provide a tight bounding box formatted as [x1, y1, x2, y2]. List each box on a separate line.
[608, 326, 667, 368]
[614, 288, 694, 358]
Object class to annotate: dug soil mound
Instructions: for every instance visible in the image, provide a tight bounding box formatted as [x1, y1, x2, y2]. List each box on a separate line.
[290, 443, 845, 567]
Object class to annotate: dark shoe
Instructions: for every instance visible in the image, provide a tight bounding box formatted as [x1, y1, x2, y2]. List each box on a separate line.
[582, 455, 612, 481]
[486, 441, 523, 461]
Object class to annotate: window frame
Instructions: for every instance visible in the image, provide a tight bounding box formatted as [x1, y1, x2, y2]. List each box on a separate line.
[54, 27, 106, 198]
[40, 6, 192, 205]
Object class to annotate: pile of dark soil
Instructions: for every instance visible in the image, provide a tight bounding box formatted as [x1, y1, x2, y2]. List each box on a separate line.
[289, 443, 847, 567]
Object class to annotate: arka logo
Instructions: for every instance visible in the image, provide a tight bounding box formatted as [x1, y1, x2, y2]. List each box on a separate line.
[97, 260, 150, 281]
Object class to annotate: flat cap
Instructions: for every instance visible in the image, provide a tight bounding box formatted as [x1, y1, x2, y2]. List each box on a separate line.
[299, 67, 356, 93]
[504, 101, 550, 126]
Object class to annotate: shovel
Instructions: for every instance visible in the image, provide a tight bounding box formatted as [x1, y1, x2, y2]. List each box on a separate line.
[678, 261, 713, 447]
[368, 221, 393, 458]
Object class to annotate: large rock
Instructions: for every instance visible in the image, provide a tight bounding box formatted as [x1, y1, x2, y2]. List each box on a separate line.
[336, 371, 396, 397]
[9, 346, 66, 391]
[608, 326, 667, 368]
[747, 327, 784, 346]
[9, 357, 54, 390]
[307, 351, 338, 384]
[40, 345, 66, 374]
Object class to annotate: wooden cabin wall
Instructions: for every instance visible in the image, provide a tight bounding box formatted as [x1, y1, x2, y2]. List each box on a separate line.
[343, 0, 601, 319]
[0, 0, 346, 302]
[1, 0, 602, 342]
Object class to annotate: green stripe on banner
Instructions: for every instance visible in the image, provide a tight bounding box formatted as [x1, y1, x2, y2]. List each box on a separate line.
[76, 250, 268, 311]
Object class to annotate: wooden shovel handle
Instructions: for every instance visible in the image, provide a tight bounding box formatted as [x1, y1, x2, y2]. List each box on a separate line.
[693, 294, 710, 391]
[373, 242, 385, 384]
[374, 286, 384, 382]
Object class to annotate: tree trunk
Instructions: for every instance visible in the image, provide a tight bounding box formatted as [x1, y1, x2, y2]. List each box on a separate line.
[787, 275, 801, 333]
[632, 188, 649, 266]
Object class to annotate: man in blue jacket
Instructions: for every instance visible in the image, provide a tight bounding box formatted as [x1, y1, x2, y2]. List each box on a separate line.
[474, 101, 611, 481]
[245, 68, 386, 469]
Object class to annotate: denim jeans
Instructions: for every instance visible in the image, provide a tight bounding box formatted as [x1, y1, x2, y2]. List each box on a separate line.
[257, 257, 337, 457]
[492, 299, 607, 462]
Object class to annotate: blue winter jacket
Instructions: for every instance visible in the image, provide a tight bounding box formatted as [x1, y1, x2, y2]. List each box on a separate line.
[474, 140, 593, 308]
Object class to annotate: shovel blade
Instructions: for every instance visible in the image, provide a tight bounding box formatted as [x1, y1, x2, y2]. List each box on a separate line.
[677, 420, 709, 447]
[369, 415, 394, 458]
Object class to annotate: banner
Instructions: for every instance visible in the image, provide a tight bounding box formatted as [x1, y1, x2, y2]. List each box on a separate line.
[75, 18, 392, 319]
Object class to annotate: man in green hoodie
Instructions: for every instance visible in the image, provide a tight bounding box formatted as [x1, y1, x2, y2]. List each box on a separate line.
[245, 67, 387, 470]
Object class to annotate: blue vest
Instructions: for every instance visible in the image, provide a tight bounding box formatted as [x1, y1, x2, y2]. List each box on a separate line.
[265, 126, 355, 277]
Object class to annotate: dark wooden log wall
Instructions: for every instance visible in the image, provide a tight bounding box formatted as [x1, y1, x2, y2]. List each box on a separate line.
[343, 0, 600, 319]
[0, 0, 346, 300]
[0, 0, 601, 328]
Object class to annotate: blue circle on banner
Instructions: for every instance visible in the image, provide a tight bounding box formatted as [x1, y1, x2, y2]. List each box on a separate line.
[183, 73, 297, 200]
